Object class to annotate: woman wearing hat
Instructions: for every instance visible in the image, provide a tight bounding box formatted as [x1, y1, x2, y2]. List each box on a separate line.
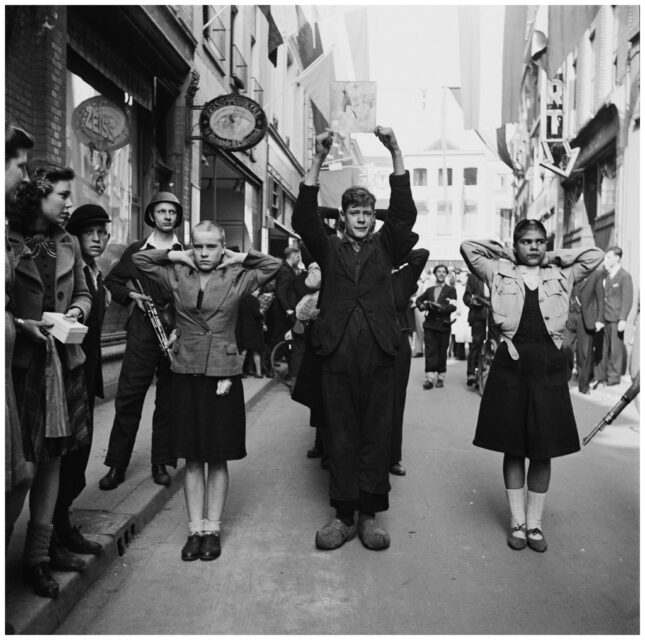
[100, 192, 184, 491]
[7, 163, 92, 598]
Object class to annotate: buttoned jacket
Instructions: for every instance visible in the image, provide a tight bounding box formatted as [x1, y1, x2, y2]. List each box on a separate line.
[292, 172, 418, 357]
[603, 267, 634, 322]
[8, 226, 92, 370]
[416, 283, 457, 332]
[132, 249, 281, 376]
[460, 239, 604, 354]
[573, 267, 605, 331]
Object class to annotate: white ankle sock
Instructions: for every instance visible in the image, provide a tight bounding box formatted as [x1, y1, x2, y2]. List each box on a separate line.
[188, 520, 204, 536]
[527, 491, 546, 538]
[506, 488, 526, 537]
[203, 519, 221, 534]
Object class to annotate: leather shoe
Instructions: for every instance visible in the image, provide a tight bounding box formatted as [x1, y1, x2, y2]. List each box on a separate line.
[200, 533, 221, 561]
[306, 446, 322, 459]
[390, 462, 406, 476]
[181, 534, 202, 561]
[357, 516, 390, 550]
[50, 540, 86, 572]
[24, 563, 59, 599]
[315, 518, 356, 550]
[99, 467, 125, 491]
[507, 523, 527, 550]
[436, 379, 445, 388]
[422, 380, 434, 390]
[527, 528, 548, 552]
[58, 526, 102, 555]
[466, 375, 476, 387]
[152, 464, 171, 486]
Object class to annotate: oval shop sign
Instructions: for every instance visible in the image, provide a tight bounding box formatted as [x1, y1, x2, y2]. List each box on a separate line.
[72, 96, 131, 152]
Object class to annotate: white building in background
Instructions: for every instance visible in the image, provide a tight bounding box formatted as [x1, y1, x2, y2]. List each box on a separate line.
[364, 136, 514, 267]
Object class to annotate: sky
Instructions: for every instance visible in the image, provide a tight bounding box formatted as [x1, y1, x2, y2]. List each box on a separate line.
[320, 5, 505, 158]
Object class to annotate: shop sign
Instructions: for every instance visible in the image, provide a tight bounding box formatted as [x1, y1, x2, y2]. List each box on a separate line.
[200, 94, 267, 151]
[72, 96, 130, 152]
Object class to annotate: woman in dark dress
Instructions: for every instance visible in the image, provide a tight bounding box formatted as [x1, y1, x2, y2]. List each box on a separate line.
[132, 221, 281, 562]
[8, 164, 92, 597]
[461, 221, 603, 553]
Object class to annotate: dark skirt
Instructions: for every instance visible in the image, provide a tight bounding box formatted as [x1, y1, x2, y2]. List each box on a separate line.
[474, 340, 580, 459]
[13, 343, 90, 463]
[171, 373, 246, 463]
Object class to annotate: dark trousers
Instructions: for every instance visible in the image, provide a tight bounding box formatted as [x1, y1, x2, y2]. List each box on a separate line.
[321, 309, 393, 513]
[391, 334, 411, 464]
[467, 321, 486, 377]
[597, 321, 625, 385]
[424, 328, 451, 374]
[576, 318, 596, 392]
[104, 313, 175, 469]
[290, 328, 307, 380]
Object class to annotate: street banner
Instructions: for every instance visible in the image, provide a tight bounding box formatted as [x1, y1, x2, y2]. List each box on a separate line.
[330, 81, 376, 133]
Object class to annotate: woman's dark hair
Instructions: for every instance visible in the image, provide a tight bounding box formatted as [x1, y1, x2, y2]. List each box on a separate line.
[512, 219, 547, 245]
[433, 263, 448, 276]
[9, 161, 75, 231]
[341, 186, 376, 213]
[5, 122, 34, 159]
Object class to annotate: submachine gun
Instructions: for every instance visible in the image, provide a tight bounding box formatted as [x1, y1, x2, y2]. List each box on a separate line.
[582, 371, 640, 446]
[135, 279, 173, 360]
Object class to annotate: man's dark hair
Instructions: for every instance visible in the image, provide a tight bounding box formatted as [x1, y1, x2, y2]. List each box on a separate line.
[513, 218, 547, 245]
[606, 246, 623, 259]
[341, 186, 376, 214]
[5, 122, 34, 159]
[433, 264, 448, 276]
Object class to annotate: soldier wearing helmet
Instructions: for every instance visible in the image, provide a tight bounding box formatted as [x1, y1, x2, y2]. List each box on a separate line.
[99, 191, 184, 491]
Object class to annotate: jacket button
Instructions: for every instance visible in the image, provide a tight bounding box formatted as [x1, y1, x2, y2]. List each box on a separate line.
[545, 316, 550, 320]
[539, 297, 544, 303]
[57, 292, 64, 300]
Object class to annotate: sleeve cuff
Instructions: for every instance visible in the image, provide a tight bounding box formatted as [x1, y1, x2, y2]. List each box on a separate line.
[389, 170, 410, 185]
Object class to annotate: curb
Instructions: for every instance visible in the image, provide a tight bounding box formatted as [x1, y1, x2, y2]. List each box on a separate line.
[6, 378, 276, 635]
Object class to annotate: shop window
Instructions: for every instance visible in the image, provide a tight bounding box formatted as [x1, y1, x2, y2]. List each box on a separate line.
[203, 5, 227, 62]
[437, 201, 453, 236]
[598, 157, 617, 217]
[438, 167, 452, 186]
[462, 201, 478, 235]
[66, 69, 139, 340]
[413, 168, 427, 186]
[463, 167, 478, 185]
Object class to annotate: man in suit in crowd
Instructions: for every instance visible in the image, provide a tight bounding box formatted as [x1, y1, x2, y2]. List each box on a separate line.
[52, 205, 111, 565]
[596, 246, 633, 387]
[416, 265, 456, 389]
[463, 272, 491, 388]
[292, 126, 416, 551]
[99, 193, 184, 490]
[563, 265, 605, 394]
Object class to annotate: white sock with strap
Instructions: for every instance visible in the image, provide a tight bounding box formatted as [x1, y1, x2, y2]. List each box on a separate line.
[506, 488, 526, 539]
[527, 490, 546, 539]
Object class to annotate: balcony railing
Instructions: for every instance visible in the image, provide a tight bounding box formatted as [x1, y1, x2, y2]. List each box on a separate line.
[231, 44, 248, 91]
[250, 76, 263, 106]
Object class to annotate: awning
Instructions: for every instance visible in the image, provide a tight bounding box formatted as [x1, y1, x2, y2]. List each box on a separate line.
[268, 218, 301, 240]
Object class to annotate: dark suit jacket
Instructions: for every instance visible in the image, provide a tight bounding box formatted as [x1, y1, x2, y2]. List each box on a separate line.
[8, 226, 92, 370]
[82, 265, 107, 399]
[604, 266, 633, 322]
[292, 172, 418, 357]
[463, 272, 489, 324]
[274, 262, 298, 316]
[573, 267, 605, 332]
[393, 249, 429, 331]
[416, 283, 457, 332]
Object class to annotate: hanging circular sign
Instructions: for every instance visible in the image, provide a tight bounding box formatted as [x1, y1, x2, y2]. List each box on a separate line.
[200, 94, 267, 151]
[72, 96, 130, 152]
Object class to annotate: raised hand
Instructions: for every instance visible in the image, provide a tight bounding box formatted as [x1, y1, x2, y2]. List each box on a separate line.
[374, 126, 400, 153]
[217, 248, 247, 270]
[315, 130, 334, 159]
[169, 249, 198, 270]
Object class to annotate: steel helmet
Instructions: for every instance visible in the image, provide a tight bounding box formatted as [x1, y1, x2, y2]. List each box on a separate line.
[144, 191, 184, 228]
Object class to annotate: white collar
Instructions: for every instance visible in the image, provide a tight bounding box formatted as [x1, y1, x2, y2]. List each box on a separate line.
[143, 232, 180, 250]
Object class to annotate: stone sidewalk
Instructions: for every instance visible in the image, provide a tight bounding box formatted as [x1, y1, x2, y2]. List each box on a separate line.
[5, 376, 275, 635]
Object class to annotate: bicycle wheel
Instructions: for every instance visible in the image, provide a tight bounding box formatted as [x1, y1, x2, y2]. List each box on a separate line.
[476, 338, 497, 397]
[270, 339, 293, 387]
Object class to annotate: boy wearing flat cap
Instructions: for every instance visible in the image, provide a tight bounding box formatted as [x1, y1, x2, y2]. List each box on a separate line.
[52, 204, 111, 561]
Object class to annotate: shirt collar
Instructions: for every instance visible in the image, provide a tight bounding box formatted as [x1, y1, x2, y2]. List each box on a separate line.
[341, 231, 374, 254]
[142, 232, 181, 250]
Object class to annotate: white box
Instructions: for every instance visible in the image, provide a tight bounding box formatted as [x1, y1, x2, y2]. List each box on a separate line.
[41, 312, 88, 344]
